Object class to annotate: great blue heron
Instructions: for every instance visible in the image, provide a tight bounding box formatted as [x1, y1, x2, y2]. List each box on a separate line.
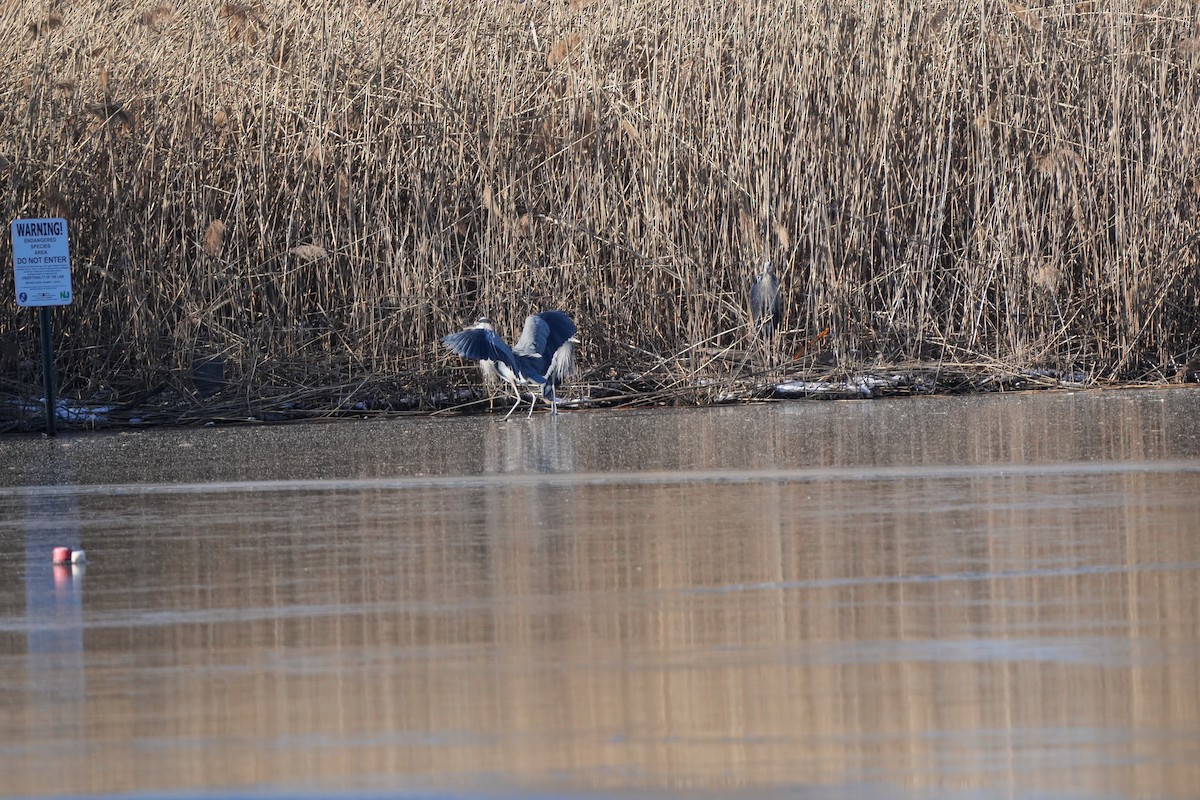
[443, 310, 578, 419]
[750, 259, 781, 339]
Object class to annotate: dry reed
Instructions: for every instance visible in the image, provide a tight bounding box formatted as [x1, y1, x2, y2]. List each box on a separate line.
[1, 0, 1198, 420]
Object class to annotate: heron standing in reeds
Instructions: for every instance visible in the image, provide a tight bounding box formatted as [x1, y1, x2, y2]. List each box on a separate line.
[750, 259, 781, 339]
[443, 311, 578, 419]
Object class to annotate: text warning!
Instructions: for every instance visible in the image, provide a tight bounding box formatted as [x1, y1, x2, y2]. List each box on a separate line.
[11, 217, 73, 307]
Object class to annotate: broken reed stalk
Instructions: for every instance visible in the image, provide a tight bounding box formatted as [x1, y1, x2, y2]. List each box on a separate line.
[1, 0, 1198, 411]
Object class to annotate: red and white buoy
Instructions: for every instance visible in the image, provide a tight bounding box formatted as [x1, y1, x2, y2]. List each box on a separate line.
[52, 546, 72, 565]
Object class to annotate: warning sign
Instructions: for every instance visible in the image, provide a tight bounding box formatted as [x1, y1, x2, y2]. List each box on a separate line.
[11, 217, 72, 307]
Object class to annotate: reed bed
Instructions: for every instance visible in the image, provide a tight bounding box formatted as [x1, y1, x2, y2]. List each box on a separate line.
[1, 0, 1198, 421]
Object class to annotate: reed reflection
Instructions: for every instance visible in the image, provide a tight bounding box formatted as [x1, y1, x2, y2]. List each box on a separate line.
[0, 464, 1195, 796]
[0, 390, 1197, 797]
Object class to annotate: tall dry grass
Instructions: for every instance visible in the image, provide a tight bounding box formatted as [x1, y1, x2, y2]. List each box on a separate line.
[1, 0, 1198, 409]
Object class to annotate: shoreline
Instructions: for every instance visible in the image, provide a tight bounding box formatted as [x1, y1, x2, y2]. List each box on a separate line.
[4, 366, 1196, 433]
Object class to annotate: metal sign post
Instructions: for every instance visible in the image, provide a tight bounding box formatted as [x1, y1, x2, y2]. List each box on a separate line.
[11, 217, 72, 436]
[38, 307, 56, 436]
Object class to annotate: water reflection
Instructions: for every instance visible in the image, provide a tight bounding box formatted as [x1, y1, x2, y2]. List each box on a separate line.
[0, 390, 1198, 798]
[0, 390, 1194, 488]
[18, 485, 86, 772]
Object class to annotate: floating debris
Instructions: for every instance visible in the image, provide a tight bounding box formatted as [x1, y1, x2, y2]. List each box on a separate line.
[774, 375, 905, 399]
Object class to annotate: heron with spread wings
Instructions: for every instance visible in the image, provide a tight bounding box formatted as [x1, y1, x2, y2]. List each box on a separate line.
[443, 311, 578, 419]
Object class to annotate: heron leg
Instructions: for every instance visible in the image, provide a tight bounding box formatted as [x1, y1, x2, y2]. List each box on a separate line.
[525, 391, 537, 419]
[502, 379, 523, 421]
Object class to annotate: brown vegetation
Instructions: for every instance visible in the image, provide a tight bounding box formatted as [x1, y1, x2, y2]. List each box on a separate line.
[1, 0, 1199, 419]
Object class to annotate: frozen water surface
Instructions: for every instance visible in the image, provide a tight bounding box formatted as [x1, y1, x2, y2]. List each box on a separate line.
[1, 389, 1199, 799]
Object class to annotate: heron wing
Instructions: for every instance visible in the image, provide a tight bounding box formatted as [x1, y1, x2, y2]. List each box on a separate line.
[511, 311, 578, 357]
[512, 314, 551, 358]
[533, 311, 576, 358]
[442, 327, 517, 371]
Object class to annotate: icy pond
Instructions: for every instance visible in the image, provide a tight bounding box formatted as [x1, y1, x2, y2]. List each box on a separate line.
[2, 388, 1199, 799]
